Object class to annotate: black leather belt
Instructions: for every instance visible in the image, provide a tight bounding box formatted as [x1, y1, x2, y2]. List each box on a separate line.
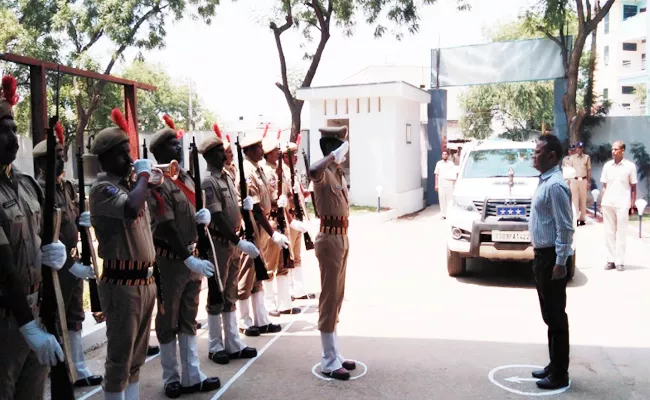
[100, 260, 155, 286]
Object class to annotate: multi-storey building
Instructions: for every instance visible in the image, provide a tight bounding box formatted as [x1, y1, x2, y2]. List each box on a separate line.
[595, 0, 649, 116]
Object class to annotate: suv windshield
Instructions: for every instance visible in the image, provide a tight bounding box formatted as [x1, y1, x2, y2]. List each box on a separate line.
[462, 148, 539, 178]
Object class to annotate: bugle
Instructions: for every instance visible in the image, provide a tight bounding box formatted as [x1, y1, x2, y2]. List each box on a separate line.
[131, 159, 180, 185]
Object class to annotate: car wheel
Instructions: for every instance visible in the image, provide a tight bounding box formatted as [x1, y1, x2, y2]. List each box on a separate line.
[447, 249, 467, 277]
[566, 252, 576, 281]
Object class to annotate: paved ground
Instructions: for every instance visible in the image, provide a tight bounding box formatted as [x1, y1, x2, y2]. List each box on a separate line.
[67, 207, 649, 400]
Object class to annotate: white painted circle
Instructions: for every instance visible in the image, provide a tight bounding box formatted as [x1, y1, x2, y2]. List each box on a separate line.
[488, 364, 571, 396]
[311, 359, 368, 381]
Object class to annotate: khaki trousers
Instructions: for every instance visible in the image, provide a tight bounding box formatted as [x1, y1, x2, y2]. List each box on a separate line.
[263, 219, 290, 278]
[315, 232, 349, 333]
[238, 223, 266, 300]
[155, 257, 201, 344]
[0, 315, 48, 400]
[100, 282, 156, 393]
[206, 241, 240, 315]
[603, 206, 629, 266]
[570, 179, 588, 221]
[438, 180, 454, 218]
[60, 256, 85, 332]
[290, 225, 302, 267]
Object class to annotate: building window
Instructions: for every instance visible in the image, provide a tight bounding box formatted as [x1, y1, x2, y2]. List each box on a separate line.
[406, 124, 412, 144]
[345, 99, 349, 114]
[378, 97, 381, 112]
[604, 11, 609, 34]
[323, 100, 327, 116]
[603, 88, 609, 100]
[622, 103, 631, 110]
[622, 60, 632, 68]
[623, 4, 638, 20]
[367, 97, 370, 113]
[604, 46, 609, 65]
[622, 86, 635, 94]
[356, 98, 360, 114]
[643, 54, 646, 70]
[623, 42, 638, 51]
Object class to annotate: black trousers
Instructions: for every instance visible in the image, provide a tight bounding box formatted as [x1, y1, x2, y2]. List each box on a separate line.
[533, 247, 570, 375]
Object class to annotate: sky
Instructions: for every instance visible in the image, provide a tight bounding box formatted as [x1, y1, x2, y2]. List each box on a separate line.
[87, 0, 536, 131]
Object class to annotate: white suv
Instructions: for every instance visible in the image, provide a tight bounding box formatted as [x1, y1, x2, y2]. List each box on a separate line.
[445, 139, 577, 279]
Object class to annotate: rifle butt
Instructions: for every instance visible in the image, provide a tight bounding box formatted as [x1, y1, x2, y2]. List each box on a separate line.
[152, 263, 165, 315]
[88, 279, 102, 313]
[303, 232, 315, 250]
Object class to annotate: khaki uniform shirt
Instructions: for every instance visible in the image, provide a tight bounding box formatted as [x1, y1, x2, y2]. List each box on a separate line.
[313, 164, 349, 218]
[569, 153, 591, 178]
[243, 157, 272, 216]
[562, 155, 571, 168]
[0, 167, 43, 293]
[203, 164, 242, 234]
[149, 169, 197, 246]
[37, 177, 78, 253]
[282, 164, 295, 212]
[224, 163, 237, 183]
[261, 160, 279, 203]
[89, 172, 155, 262]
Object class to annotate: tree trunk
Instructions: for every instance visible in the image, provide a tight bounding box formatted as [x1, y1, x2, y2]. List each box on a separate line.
[565, 31, 588, 144]
[290, 102, 303, 142]
[585, 27, 598, 116]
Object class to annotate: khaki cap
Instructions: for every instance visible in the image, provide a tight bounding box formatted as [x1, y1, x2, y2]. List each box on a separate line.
[281, 142, 298, 153]
[319, 126, 348, 140]
[262, 136, 279, 154]
[32, 139, 63, 158]
[149, 128, 176, 152]
[198, 134, 224, 154]
[91, 127, 129, 156]
[240, 131, 264, 148]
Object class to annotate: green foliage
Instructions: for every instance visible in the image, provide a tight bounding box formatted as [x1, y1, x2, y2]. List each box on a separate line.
[631, 142, 650, 202]
[590, 142, 611, 164]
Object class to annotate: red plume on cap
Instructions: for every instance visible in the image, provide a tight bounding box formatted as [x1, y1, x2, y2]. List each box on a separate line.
[162, 114, 176, 130]
[55, 122, 64, 145]
[226, 134, 231, 143]
[262, 123, 269, 138]
[1, 75, 19, 106]
[176, 129, 185, 139]
[277, 129, 282, 140]
[296, 133, 301, 147]
[213, 123, 222, 139]
[111, 108, 129, 132]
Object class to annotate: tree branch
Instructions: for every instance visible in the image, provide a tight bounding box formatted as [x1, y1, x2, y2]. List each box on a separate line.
[586, 0, 592, 21]
[301, 0, 332, 88]
[576, 0, 585, 24]
[270, 1, 295, 109]
[587, 0, 615, 32]
[80, 28, 104, 54]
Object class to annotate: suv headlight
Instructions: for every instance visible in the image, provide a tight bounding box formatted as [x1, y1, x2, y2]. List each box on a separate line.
[452, 195, 478, 213]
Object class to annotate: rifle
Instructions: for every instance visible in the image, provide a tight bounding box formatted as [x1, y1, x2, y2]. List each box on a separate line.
[76, 146, 101, 313]
[302, 149, 318, 218]
[190, 137, 224, 306]
[287, 149, 314, 250]
[39, 68, 77, 397]
[235, 136, 269, 281]
[143, 140, 166, 314]
[276, 146, 294, 268]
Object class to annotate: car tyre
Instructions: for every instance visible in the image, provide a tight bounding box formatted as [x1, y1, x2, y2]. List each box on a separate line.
[447, 249, 467, 277]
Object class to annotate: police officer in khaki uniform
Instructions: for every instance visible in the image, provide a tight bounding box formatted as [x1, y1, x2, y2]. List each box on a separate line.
[147, 120, 220, 398]
[222, 135, 238, 181]
[280, 141, 312, 302]
[308, 126, 356, 381]
[198, 132, 259, 364]
[32, 138, 103, 388]
[0, 75, 68, 399]
[89, 109, 158, 400]
[569, 142, 591, 225]
[237, 132, 288, 335]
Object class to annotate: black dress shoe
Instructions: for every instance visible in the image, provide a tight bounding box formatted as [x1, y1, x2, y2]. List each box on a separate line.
[279, 307, 301, 315]
[605, 262, 616, 270]
[74, 375, 103, 387]
[208, 350, 230, 365]
[257, 323, 281, 334]
[342, 361, 356, 371]
[536, 374, 569, 390]
[229, 346, 257, 359]
[322, 367, 350, 380]
[164, 381, 182, 398]
[147, 345, 160, 356]
[182, 377, 221, 394]
[531, 365, 551, 379]
[239, 326, 261, 337]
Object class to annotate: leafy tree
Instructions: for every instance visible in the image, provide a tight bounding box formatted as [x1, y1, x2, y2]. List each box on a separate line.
[269, 0, 471, 141]
[631, 142, 650, 202]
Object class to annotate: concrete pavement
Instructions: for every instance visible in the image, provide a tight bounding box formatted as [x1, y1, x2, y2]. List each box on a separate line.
[64, 206, 649, 400]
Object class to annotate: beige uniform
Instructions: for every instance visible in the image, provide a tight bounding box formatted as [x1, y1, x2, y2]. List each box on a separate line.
[0, 167, 48, 400]
[90, 172, 157, 393]
[569, 153, 591, 221]
[262, 160, 291, 278]
[313, 163, 350, 333]
[434, 159, 456, 218]
[284, 164, 303, 272]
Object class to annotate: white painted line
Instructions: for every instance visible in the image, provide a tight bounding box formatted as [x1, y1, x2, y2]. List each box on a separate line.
[488, 364, 571, 396]
[311, 359, 368, 381]
[210, 305, 312, 399]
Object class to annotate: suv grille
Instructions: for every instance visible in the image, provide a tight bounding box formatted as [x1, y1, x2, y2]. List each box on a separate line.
[474, 199, 532, 217]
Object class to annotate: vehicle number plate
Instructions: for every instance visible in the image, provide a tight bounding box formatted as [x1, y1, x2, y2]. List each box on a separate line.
[496, 205, 527, 217]
[491, 230, 531, 243]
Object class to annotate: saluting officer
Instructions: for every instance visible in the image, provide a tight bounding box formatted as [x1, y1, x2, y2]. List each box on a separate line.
[147, 118, 220, 398]
[0, 75, 68, 399]
[237, 132, 288, 336]
[32, 136, 103, 387]
[198, 130, 259, 364]
[89, 109, 157, 400]
[308, 126, 356, 381]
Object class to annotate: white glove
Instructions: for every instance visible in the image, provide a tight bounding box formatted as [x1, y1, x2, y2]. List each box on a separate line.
[331, 141, 349, 164]
[41, 241, 67, 270]
[78, 211, 91, 228]
[277, 194, 288, 208]
[243, 196, 254, 211]
[183, 256, 214, 278]
[293, 181, 302, 194]
[290, 219, 308, 233]
[271, 231, 290, 249]
[19, 320, 64, 366]
[195, 208, 211, 225]
[133, 159, 153, 178]
[69, 262, 96, 280]
[237, 240, 260, 258]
